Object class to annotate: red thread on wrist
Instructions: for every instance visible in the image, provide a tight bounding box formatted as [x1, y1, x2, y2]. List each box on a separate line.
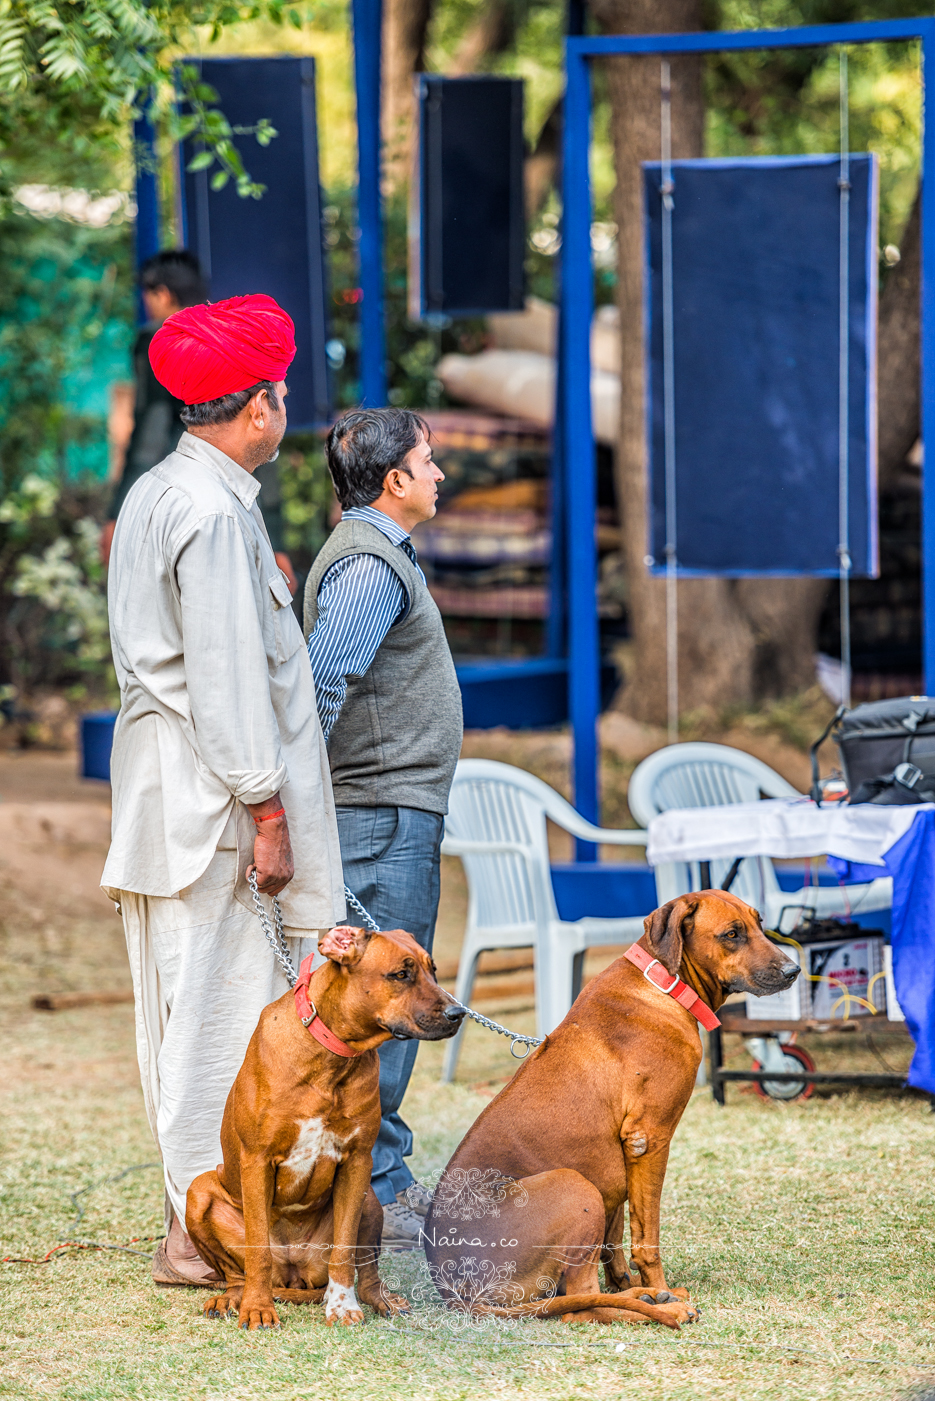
[254, 807, 285, 824]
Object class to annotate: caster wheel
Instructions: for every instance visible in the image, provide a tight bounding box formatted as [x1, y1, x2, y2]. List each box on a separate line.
[751, 1043, 816, 1101]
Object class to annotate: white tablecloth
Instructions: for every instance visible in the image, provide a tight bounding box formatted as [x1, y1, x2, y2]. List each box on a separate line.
[646, 798, 934, 868]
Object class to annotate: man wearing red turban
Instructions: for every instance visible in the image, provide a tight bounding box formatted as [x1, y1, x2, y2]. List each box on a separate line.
[148, 292, 297, 407]
[102, 293, 345, 1288]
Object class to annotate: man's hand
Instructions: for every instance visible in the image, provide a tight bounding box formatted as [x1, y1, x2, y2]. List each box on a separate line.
[245, 792, 294, 895]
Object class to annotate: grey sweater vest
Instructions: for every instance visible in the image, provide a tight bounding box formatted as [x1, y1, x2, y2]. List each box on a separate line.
[304, 518, 463, 815]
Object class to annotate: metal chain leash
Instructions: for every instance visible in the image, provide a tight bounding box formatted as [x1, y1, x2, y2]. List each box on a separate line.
[342, 886, 542, 1060]
[248, 869, 297, 987]
[251, 874, 542, 1059]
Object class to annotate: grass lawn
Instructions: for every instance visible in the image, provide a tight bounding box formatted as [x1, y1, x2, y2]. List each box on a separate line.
[1, 753, 935, 1400]
[3, 916, 935, 1400]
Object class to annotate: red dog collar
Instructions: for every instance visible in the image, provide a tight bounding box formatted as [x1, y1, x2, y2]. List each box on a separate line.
[293, 955, 362, 1057]
[624, 943, 721, 1031]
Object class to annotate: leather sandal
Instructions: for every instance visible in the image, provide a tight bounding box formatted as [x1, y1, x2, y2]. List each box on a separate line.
[151, 1238, 222, 1288]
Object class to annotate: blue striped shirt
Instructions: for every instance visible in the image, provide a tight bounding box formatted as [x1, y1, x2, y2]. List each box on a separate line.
[307, 505, 426, 743]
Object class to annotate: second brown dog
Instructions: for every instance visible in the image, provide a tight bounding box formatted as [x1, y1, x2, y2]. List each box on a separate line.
[423, 890, 799, 1327]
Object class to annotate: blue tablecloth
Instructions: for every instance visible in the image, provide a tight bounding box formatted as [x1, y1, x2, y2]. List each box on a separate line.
[829, 810, 935, 1094]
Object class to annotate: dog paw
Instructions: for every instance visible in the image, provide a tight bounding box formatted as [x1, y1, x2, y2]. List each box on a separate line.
[323, 1279, 364, 1327]
[203, 1292, 240, 1320]
[236, 1296, 281, 1330]
[370, 1290, 411, 1318]
[656, 1300, 700, 1326]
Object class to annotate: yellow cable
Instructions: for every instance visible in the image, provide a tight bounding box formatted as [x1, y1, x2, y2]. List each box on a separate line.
[766, 930, 883, 1021]
[830, 990, 879, 1017]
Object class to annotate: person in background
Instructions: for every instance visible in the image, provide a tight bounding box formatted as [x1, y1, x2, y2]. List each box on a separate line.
[100, 248, 296, 591]
[100, 249, 205, 565]
[304, 408, 463, 1252]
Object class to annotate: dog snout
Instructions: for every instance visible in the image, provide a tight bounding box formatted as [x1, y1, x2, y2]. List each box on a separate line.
[748, 958, 800, 994]
[443, 1003, 466, 1022]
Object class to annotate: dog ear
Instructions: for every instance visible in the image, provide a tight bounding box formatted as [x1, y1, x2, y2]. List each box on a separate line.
[642, 897, 697, 975]
[318, 925, 370, 966]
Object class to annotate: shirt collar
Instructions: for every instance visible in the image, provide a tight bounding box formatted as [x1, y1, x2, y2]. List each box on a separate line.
[176, 432, 262, 510]
[342, 504, 411, 548]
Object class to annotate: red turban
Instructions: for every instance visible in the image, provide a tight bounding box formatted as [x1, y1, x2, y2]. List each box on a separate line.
[148, 293, 296, 405]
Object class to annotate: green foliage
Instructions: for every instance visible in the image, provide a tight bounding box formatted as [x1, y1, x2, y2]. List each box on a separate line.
[279, 434, 336, 564]
[0, 2, 309, 196]
[707, 0, 933, 242]
[175, 67, 280, 199]
[0, 472, 113, 692]
[0, 202, 131, 692]
[0, 203, 133, 497]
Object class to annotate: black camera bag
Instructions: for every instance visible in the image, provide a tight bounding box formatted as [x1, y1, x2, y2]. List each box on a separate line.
[811, 696, 935, 805]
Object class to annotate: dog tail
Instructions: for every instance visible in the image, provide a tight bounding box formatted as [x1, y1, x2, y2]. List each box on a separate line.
[466, 1291, 684, 1328]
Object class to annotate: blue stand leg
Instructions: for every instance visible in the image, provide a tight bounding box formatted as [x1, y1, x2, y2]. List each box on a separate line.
[352, 0, 387, 407]
[561, 48, 599, 861]
[134, 100, 161, 323]
[923, 33, 935, 693]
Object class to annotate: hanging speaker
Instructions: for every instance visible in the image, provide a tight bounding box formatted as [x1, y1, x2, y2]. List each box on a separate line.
[180, 55, 330, 430]
[411, 75, 525, 318]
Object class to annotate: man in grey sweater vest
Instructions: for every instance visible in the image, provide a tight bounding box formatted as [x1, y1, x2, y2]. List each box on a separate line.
[304, 408, 463, 1250]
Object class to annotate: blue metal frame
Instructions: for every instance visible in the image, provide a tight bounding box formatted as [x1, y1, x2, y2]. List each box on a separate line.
[351, 0, 387, 406]
[133, 101, 161, 321]
[561, 18, 935, 833]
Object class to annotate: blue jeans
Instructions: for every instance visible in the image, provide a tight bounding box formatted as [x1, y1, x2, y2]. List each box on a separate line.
[335, 805, 444, 1206]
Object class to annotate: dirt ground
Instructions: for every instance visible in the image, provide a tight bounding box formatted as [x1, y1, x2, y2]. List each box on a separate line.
[2, 739, 934, 1401]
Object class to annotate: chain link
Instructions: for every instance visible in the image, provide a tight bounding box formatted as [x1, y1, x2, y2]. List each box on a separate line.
[249, 875, 542, 1058]
[343, 884, 381, 932]
[247, 868, 297, 987]
[342, 886, 542, 1059]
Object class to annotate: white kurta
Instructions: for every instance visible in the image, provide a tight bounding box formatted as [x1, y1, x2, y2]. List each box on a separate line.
[102, 430, 344, 926]
[102, 432, 343, 1221]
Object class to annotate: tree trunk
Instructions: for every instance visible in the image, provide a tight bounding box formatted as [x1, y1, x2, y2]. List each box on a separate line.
[525, 97, 562, 218]
[589, 0, 827, 723]
[877, 191, 920, 493]
[449, 0, 517, 75]
[382, 0, 433, 188]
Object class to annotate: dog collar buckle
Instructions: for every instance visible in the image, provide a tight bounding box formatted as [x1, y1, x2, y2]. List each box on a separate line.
[623, 942, 721, 1030]
[641, 958, 680, 995]
[293, 955, 362, 1057]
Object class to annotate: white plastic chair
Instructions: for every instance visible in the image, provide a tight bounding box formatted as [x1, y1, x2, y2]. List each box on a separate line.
[440, 758, 650, 1080]
[627, 742, 892, 927]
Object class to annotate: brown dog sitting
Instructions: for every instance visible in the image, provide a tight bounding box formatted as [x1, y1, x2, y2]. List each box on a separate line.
[186, 924, 464, 1330]
[423, 891, 798, 1328]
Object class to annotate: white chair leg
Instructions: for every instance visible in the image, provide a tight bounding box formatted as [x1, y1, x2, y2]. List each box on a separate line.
[441, 934, 484, 1084]
[535, 929, 581, 1039]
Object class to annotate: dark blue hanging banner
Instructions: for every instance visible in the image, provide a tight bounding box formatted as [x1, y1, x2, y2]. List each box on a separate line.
[180, 55, 331, 432]
[644, 154, 879, 577]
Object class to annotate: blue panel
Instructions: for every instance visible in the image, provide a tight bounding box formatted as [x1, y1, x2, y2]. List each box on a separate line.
[550, 863, 657, 921]
[456, 659, 618, 730]
[182, 56, 330, 430]
[80, 711, 117, 782]
[644, 155, 878, 577]
[457, 659, 568, 730]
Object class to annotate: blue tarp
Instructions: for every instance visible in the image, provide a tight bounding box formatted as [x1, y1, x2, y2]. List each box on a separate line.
[829, 811, 935, 1094]
[644, 155, 878, 577]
